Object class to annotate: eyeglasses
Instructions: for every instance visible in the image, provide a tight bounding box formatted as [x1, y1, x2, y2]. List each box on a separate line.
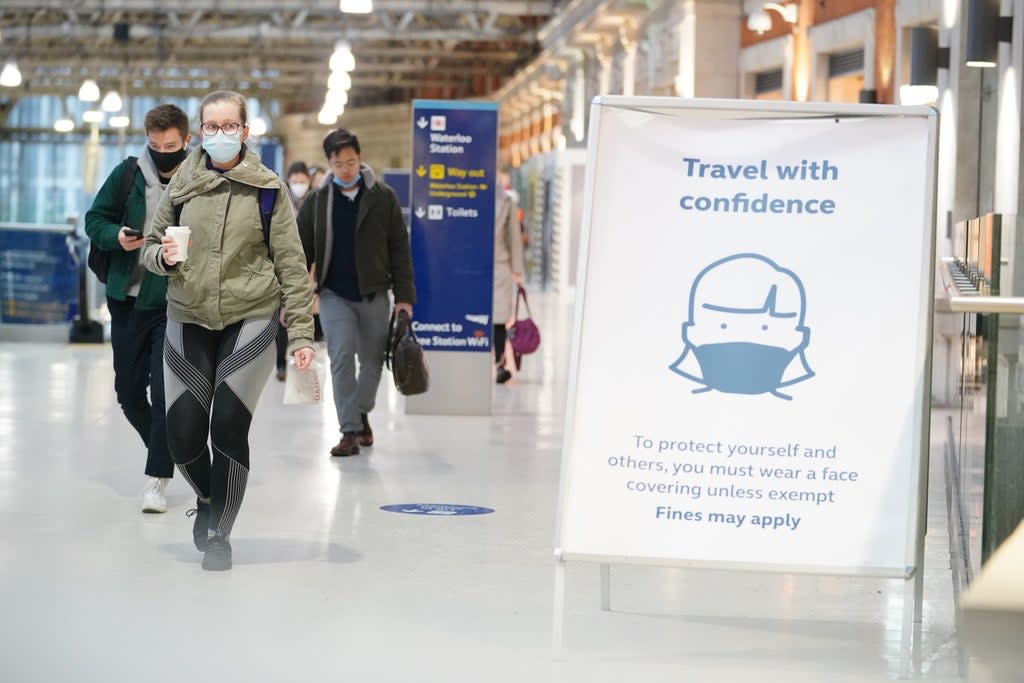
[200, 122, 244, 135]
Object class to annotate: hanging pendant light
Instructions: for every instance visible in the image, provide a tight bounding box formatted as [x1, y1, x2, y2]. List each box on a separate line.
[0, 61, 22, 88]
[78, 79, 100, 102]
[328, 71, 352, 91]
[249, 116, 268, 136]
[339, 0, 373, 14]
[101, 91, 123, 112]
[318, 108, 338, 126]
[329, 41, 356, 72]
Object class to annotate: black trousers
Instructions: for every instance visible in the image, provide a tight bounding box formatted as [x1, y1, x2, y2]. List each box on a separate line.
[493, 323, 507, 363]
[107, 296, 173, 478]
[275, 325, 288, 372]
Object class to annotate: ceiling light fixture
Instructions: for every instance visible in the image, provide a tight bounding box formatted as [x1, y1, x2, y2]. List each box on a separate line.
[78, 79, 100, 102]
[109, 115, 131, 128]
[54, 117, 75, 133]
[325, 88, 349, 110]
[82, 109, 103, 123]
[328, 71, 352, 91]
[0, 61, 22, 88]
[101, 91, 123, 112]
[339, 0, 373, 14]
[318, 108, 338, 126]
[330, 41, 356, 72]
[965, 0, 1013, 67]
[249, 116, 268, 136]
[746, 3, 798, 35]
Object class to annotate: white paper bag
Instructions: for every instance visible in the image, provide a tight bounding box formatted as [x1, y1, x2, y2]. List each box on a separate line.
[283, 358, 325, 405]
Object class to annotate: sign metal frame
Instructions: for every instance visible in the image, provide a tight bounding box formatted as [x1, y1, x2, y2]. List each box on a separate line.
[551, 96, 939, 664]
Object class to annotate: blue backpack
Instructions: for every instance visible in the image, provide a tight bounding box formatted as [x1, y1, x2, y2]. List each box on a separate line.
[173, 187, 278, 251]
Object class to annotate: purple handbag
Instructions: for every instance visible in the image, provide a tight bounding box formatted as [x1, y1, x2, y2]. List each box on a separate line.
[507, 285, 541, 355]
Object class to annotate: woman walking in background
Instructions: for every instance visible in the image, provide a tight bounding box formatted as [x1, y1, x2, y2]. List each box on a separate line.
[493, 170, 525, 384]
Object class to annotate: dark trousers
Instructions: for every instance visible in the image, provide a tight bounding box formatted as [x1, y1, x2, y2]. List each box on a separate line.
[107, 296, 173, 478]
[276, 315, 324, 371]
[275, 325, 288, 372]
[493, 323, 507, 363]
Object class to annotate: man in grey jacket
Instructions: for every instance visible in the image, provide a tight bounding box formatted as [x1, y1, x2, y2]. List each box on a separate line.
[297, 128, 416, 456]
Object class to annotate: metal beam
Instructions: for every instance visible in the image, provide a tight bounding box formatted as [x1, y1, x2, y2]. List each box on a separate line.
[19, 73, 478, 95]
[0, 0, 561, 108]
[16, 49, 522, 71]
[9, 23, 527, 43]
[20, 61, 502, 79]
[0, 1, 557, 15]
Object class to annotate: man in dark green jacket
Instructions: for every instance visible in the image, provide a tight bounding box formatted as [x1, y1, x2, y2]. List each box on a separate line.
[297, 128, 416, 457]
[84, 104, 191, 514]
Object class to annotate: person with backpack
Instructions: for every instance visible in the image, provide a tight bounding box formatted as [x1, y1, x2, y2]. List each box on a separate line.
[139, 90, 316, 571]
[84, 104, 191, 515]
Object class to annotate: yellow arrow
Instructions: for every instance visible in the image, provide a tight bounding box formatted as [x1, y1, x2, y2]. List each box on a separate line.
[416, 166, 426, 177]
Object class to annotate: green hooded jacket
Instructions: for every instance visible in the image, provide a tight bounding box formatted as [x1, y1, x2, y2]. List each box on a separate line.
[140, 147, 315, 353]
[84, 155, 168, 310]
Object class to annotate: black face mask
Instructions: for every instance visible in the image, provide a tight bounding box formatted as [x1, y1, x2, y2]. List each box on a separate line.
[149, 147, 188, 174]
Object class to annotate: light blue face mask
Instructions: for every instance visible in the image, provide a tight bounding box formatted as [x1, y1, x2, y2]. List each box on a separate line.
[333, 172, 362, 190]
[691, 342, 797, 396]
[202, 131, 242, 164]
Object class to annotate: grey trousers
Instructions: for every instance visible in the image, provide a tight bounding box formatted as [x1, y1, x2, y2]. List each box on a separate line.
[318, 288, 391, 434]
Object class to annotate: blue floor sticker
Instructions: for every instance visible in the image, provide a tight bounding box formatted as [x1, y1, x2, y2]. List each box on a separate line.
[381, 504, 494, 516]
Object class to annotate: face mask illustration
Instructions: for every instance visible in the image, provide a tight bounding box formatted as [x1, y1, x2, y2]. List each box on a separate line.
[669, 253, 814, 400]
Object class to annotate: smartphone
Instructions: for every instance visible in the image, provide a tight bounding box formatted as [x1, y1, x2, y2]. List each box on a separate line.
[123, 228, 143, 239]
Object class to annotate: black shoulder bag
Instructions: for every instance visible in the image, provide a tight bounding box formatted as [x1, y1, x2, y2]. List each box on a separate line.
[385, 310, 429, 396]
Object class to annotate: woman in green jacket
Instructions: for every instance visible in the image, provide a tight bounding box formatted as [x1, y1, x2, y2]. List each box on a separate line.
[141, 90, 315, 571]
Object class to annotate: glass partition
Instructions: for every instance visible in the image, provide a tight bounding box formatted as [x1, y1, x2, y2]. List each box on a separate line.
[949, 213, 1024, 570]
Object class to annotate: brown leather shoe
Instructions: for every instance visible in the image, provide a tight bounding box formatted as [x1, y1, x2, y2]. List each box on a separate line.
[356, 413, 373, 447]
[330, 432, 361, 457]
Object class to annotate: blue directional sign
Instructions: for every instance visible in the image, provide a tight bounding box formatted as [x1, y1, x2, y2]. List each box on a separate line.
[410, 100, 497, 352]
[0, 226, 79, 324]
[380, 504, 495, 516]
[382, 169, 411, 227]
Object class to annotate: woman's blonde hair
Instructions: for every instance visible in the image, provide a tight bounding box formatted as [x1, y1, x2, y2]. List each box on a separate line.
[198, 90, 248, 125]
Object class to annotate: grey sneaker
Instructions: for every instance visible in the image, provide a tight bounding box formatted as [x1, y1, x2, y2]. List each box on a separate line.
[202, 535, 232, 571]
[186, 499, 211, 551]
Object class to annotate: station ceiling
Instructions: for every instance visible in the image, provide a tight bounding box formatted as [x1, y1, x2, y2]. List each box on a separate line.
[0, 0, 570, 111]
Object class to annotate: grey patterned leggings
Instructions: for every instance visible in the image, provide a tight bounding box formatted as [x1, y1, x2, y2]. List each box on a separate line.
[163, 314, 277, 537]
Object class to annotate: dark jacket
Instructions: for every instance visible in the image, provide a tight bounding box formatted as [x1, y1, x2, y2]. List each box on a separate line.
[296, 164, 416, 305]
[84, 150, 168, 310]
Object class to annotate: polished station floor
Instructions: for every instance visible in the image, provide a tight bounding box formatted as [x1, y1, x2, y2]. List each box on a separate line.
[0, 292, 965, 682]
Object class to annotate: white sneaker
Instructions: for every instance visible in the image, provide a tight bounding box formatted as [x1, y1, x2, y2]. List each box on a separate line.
[141, 477, 169, 514]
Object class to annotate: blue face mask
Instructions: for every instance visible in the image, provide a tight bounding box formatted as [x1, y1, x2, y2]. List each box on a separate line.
[202, 131, 242, 165]
[691, 342, 797, 396]
[333, 172, 362, 190]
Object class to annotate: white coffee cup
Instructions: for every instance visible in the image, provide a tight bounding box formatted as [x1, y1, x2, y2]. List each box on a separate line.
[165, 225, 191, 263]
